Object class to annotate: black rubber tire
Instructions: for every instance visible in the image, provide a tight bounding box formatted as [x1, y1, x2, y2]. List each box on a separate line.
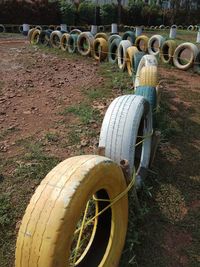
[38, 30, 51, 46]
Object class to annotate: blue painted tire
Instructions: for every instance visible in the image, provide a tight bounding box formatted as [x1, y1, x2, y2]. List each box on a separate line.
[108, 38, 121, 64]
[133, 51, 146, 75]
[68, 34, 78, 53]
[135, 86, 157, 112]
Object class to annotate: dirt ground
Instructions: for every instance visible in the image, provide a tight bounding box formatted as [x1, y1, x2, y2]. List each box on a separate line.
[0, 34, 200, 267]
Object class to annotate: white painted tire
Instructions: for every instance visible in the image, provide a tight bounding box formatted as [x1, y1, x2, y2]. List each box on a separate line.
[77, 32, 94, 56]
[148, 34, 165, 56]
[187, 25, 194, 31]
[134, 54, 158, 88]
[173, 42, 199, 70]
[50, 30, 62, 49]
[117, 40, 132, 71]
[99, 95, 152, 188]
[108, 34, 122, 47]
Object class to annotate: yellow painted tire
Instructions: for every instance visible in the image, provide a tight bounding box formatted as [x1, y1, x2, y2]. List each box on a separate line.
[93, 37, 108, 61]
[28, 28, 36, 42]
[135, 35, 149, 53]
[60, 33, 70, 51]
[95, 32, 108, 41]
[160, 40, 177, 64]
[15, 155, 128, 267]
[30, 29, 40, 45]
[139, 66, 158, 87]
[126, 46, 139, 76]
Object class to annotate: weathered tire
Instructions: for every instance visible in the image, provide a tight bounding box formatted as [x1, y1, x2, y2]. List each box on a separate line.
[99, 95, 152, 188]
[117, 40, 132, 71]
[159, 25, 165, 30]
[27, 28, 36, 42]
[70, 29, 82, 35]
[135, 35, 149, 53]
[68, 34, 78, 53]
[15, 155, 128, 267]
[126, 46, 139, 76]
[60, 33, 70, 51]
[135, 54, 158, 88]
[30, 29, 41, 45]
[178, 25, 183, 30]
[77, 32, 94, 56]
[148, 34, 165, 56]
[108, 34, 122, 47]
[93, 37, 108, 61]
[108, 38, 121, 64]
[36, 25, 42, 31]
[38, 30, 51, 46]
[160, 40, 177, 64]
[135, 86, 157, 112]
[139, 66, 158, 87]
[95, 32, 108, 41]
[0, 24, 5, 33]
[50, 30, 62, 49]
[122, 31, 135, 44]
[173, 42, 199, 70]
[49, 25, 55, 31]
[18, 25, 23, 33]
[187, 25, 194, 31]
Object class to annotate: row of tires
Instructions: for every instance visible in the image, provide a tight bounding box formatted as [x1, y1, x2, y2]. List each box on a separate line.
[145, 24, 200, 31]
[16, 30, 161, 266]
[15, 93, 155, 267]
[1, 23, 199, 34]
[29, 28, 200, 73]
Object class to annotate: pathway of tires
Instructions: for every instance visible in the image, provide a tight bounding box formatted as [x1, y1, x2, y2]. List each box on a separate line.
[0, 36, 200, 267]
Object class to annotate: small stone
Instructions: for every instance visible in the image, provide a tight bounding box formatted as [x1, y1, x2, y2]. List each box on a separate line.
[81, 140, 89, 147]
[23, 110, 31, 115]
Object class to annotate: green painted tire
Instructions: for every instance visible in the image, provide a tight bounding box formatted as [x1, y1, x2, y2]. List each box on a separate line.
[122, 31, 135, 44]
[135, 86, 157, 112]
[68, 34, 78, 54]
[108, 38, 121, 64]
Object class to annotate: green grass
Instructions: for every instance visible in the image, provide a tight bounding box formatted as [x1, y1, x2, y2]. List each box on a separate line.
[67, 127, 81, 146]
[0, 193, 13, 228]
[14, 141, 59, 180]
[45, 132, 59, 143]
[60, 103, 100, 125]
